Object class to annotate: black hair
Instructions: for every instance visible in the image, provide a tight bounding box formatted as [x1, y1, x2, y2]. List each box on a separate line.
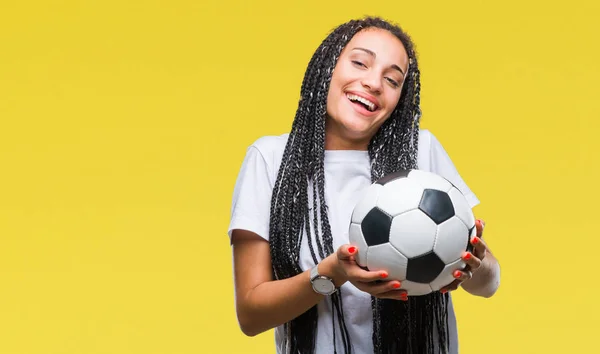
[268, 16, 450, 354]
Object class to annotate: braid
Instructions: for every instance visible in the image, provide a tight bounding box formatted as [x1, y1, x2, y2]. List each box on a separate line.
[269, 16, 449, 354]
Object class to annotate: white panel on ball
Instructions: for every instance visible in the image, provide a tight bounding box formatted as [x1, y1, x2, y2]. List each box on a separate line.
[429, 258, 466, 291]
[408, 170, 452, 192]
[433, 216, 469, 264]
[401, 280, 433, 296]
[366, 243, 408, 281]
[389, 210, 438, 258]
[351, 184, 384, 224]
[375, 178, 423, 216]
[448, 187, 475, 229]
[348, 223, 369, 268]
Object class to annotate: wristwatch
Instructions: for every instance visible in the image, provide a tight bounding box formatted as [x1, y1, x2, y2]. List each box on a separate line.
[310, 265, 337, 296]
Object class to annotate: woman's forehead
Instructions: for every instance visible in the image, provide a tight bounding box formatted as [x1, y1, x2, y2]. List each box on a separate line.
[343, 29, 409, 68]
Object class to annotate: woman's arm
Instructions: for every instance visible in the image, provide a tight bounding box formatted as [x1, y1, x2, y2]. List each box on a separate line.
[231, 230, 398, 336]
[231, 230, 328, 336]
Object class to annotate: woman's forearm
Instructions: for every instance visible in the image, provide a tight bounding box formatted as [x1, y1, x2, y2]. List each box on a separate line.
[237, 256, 340, 336]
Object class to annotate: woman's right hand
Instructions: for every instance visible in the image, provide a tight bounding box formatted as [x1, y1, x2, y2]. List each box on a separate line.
[322, 244, 408, 301]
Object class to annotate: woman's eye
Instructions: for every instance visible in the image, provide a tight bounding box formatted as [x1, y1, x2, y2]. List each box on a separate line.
[352, 60, 366, 67]
[386, 77, 399, 87]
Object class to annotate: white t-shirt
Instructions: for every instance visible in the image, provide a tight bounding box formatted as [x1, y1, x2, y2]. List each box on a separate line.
[228, 129, 480, 354]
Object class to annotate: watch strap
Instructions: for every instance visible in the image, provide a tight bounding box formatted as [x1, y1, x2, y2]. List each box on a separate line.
[310, 264, 320, 281]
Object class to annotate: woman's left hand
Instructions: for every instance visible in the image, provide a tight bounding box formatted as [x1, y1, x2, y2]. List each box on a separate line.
[439, 219, 488, 294]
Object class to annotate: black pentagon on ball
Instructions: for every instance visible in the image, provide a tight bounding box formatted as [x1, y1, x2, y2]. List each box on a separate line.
[375, 169, 411, 185]
[466, 226, 475, 253]
[406, 251, 445, 283]
[361, 207, 393, 247]
[418, 189, 455, 224]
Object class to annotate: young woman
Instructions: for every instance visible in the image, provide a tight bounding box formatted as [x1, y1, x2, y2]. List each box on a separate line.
[228, 16, 500, 354]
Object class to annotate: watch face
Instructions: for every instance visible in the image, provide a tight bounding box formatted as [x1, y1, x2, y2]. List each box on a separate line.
[313, 277, 335, 294]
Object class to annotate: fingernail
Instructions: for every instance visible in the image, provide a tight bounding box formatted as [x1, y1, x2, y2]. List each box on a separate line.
[471, 237, 480, 245]
[441, 289, 448, 294]
[462, 252, 472, 260]
[380, 272, 388, 278]
[400, 295, 408, 301]
[393, 282, 400, 289]
[454, 270, 462, 278]
[348, 246, 356, 254]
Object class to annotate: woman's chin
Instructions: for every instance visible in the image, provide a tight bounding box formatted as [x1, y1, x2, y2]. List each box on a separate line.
[342, 121, 377, 139]
[325, 114, 381, 147]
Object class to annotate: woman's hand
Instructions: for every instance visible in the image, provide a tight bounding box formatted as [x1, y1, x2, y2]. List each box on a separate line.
[321, 244, 409, 301]
[440, 219, 488, 293]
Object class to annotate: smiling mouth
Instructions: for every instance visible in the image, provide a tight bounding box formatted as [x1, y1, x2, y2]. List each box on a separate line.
[346, 93, 378, 112]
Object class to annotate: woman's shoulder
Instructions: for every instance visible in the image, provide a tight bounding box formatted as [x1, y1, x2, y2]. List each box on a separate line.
[249, 133, 289, 155]
[245, 133, 290, 173]
[417, 129, 434, 153]
[417, 129, 447, 171]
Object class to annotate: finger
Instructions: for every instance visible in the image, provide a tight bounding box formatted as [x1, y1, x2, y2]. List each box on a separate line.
[461, 251, 482, 271]
[470, 236, 488, 261]
[352, 279, 399, 294]
[440, 266, 471, 293]
[354, 279, 402, 296]
[337, 244, 358, 261]
[376, 288, 409, 301]
[452, 269, 472, 282]
[343, 264, 389, 283]
[440, 279, 462, 293]
[476, 219, 485, 237]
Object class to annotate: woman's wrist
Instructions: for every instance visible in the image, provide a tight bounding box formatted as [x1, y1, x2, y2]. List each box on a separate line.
[318, 254, 348, 288]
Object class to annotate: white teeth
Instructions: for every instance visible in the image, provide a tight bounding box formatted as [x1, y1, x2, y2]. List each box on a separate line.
[346, 94, 376, 111]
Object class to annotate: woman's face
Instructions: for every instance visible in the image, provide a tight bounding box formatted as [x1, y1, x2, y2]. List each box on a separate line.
[325, 28, 409, 150]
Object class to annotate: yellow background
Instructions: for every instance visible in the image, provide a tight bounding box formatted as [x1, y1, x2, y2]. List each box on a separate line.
[1, 0, 598, 353]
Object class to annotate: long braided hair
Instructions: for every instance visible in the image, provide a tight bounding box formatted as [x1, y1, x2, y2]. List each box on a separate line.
[269, 16, 450, 354]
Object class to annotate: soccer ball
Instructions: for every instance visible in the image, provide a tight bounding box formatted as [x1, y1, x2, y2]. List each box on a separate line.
[348, 169, 477, 296]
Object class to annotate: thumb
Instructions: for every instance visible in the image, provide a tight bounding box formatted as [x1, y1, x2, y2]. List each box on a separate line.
[337, 244, 358, 261]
